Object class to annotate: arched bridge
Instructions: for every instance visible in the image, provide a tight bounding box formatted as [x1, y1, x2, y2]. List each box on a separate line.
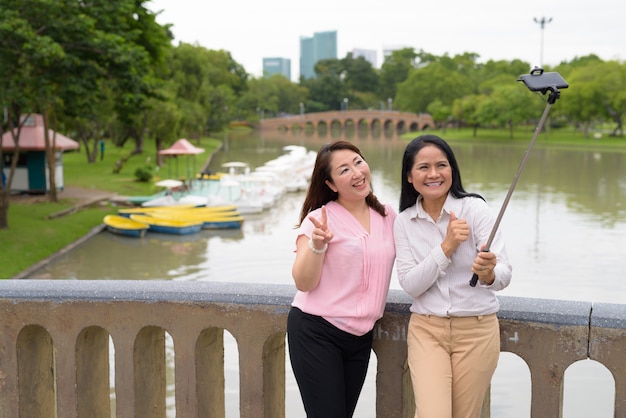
[259, 110, 434, 134]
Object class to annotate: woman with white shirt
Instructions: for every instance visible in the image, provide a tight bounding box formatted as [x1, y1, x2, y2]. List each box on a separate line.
[288, 140, 396, 418]
[394, 135, 512, 418]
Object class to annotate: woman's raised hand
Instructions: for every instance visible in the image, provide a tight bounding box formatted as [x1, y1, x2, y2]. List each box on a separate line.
[308, 206, 334, 249]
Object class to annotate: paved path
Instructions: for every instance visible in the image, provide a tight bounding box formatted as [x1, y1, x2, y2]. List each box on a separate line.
[10, 186, 116, 206]
[56, 186, 117, 205]
[9, 186, 117, 219]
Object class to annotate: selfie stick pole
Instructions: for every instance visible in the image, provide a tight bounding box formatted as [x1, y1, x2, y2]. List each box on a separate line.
[469, 87, 561, 287]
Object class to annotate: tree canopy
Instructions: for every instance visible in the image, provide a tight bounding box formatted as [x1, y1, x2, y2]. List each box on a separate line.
[3, 4, 624, 147]
[1, 2, 624, 230]
[2, 2, 625, 158]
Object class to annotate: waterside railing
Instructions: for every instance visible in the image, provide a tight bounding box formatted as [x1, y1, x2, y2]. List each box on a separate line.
[0, 280, 624, 418]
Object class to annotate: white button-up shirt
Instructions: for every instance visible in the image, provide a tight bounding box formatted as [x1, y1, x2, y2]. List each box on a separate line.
[394, 194, 512, 317]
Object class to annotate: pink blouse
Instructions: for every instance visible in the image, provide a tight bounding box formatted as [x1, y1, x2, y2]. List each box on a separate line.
[292, 200, 396, 336]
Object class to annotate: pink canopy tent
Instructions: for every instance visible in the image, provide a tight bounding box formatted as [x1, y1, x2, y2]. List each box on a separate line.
[158, 138, 205, 180]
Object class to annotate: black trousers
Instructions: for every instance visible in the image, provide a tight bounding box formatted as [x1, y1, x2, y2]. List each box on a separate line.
[287, 307, 373, 418]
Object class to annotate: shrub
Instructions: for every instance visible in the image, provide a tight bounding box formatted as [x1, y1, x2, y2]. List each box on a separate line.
[134, 166, 153, 182]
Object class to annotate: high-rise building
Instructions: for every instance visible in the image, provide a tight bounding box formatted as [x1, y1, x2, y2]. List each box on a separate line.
[299, 37, 314, 80]
[352, 48, 377, 68]
[299, 30, 337, 80]
[262, 57, 291, 81]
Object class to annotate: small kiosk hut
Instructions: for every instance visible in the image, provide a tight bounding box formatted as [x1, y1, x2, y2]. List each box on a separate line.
[1, 114, 79, 194]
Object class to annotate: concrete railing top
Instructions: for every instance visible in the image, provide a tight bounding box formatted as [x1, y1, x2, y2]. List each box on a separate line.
[590, 302, 626, 329]
[497, 296, 591, 326]
[3, 280, 624, 330]
[0, 279, 297, 305]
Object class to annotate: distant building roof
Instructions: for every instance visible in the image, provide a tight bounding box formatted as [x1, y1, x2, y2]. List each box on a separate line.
[1, 114, 79, 151]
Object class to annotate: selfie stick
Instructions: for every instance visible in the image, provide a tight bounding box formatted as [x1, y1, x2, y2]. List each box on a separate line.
[469, 68, 568, 287]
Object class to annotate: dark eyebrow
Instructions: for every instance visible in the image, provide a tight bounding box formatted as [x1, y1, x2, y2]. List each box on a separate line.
[335, 155, 361, 171]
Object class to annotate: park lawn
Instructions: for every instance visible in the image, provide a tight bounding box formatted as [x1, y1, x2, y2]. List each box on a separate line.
[62, 137, 223, 195]
[0, 201, 115, 278]
[0, 137, 222, 279]
[409, 125, 626, 152]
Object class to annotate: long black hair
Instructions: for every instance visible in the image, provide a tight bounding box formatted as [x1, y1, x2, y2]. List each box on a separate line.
[398, 134, 484, 212]
[297, 140, 386, 227]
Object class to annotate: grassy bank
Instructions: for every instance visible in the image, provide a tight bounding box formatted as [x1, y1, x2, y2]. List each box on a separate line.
[62, 137, 222, 194]
[0, 137, 222, 278]
[411, 125, 626, 152]
[2, 202, 112, 277]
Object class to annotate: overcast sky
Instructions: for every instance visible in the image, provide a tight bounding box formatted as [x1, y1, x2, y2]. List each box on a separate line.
[148, 0, 624, 81]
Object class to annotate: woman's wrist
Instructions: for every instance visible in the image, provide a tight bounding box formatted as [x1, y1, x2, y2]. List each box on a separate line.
[481, 271, 496, 286]
[308, 238, 328, 254]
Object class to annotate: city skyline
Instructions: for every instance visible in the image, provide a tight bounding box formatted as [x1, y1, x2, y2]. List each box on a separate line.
[263, 46, 380, 82]
[150, 0, 624, 80]
[265, 32, 379, 82]
[299, 30, 337, 80]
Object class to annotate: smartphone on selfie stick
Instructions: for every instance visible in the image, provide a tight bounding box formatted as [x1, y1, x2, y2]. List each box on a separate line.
[469, 68, 568, 287]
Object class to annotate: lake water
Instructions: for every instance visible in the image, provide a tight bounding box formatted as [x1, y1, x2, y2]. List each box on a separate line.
[27, 131, 625, 417]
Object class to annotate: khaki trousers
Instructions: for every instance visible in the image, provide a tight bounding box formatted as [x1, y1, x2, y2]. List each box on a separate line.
[407, 313, 500, 418]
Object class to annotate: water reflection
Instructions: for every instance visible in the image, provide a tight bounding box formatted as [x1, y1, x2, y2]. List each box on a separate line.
[29, 131, 626, 305]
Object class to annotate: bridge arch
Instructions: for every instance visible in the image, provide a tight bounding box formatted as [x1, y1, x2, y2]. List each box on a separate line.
[259, 110, 434, 136]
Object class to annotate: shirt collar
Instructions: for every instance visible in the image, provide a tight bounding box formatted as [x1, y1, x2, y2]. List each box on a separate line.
[412, 193, 461, 221]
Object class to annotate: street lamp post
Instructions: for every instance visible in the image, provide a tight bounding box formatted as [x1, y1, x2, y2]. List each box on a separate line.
[534, 16, 552, 67]
[342, 97, 348, 112]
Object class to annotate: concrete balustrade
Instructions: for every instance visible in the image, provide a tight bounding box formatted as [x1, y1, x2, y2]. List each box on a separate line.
[0, 280, 623, 418]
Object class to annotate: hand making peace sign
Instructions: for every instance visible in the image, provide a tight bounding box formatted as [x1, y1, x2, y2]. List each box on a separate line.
[308, 205, 334, 251]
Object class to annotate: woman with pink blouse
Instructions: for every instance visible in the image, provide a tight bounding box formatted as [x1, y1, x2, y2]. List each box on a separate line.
[288, 140, 396, 418]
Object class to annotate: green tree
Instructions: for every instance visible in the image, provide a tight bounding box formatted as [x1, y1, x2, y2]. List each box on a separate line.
[558, 62, 610, 137]
[437, 52, 480, 75]
[341, 53, 379, 95]
[600, 61, 626, 136]
[452, 94, 488, 136]
[167, 44, 247, 135]
[1, 0, 171, 175]
[0, 0, 170, 232]
[475, 59, 531, 92]
[238, 75, 308, 121]
[168, 44, 214, 137]
[143, 91, 183, 166]
[475, 83, 543, 138]
[379, 48, 417, 101]
[427, 99, 452, 132]
[0, 1, 71, 202]
[562, 60, 625, 137]
[104, 1, 171, 157]
[0, 7, 54, 227]
[300, 59, 349, 111]
[64, 82, 118, 163]
[395, 62, 475, 113]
